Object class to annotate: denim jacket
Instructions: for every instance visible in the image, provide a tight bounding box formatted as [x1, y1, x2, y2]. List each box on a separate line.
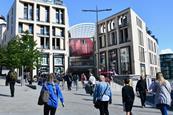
[93, 81, 112, 103]
[41, 82, 64, 108]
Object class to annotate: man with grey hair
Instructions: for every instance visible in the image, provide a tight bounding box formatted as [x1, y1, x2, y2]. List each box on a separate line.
[93, 75, 112, 115]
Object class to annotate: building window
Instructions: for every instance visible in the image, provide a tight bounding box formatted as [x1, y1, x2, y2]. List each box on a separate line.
[60, 10, 64, 24]
[108, 49, 118, 74]
[36, 5, 40, 21]
[45, 26, 49, 35]
[82, 39, 86, 44]
[99, 35, 106, 48]
[45, 7, 49, 22]
[118, 15, 128, 27]
[55, 9, 64, 24]
[120, 47, 131, 74]
[46, 38, 49, 49]
[119, 28, 128, 44]
[52, 38, 55, 49]
[53, 27, 64, 37]
[52, 38, 60, 50]
[40, 26, 44, 35]
[7, 15, 9, 30]
[24, 3, 28, 19]
[136, 17, 142, 29]
[52, 27, 55, 36]
[24, 3, 33, 20]
[18, 23, 23, 33]
[139, 46, 145, 62]
[138, 29, 143, 46]
[108, 31, 117, 46]
[40, 37, 49, 49]
[100, 52, 106, 70]
[40, 26, 49, 35]
[28, 4, 33, 20]
[41, 54, 49, 66]
[29, 24, 33, 34]
[56, 9, 60, 23]
[53, 54, 64, 73]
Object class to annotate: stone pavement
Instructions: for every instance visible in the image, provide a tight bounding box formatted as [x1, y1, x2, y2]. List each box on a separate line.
[0, 79, 173, 115]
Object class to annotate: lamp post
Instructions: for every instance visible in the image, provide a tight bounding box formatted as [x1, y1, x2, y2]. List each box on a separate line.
[82, 6, 112, 75]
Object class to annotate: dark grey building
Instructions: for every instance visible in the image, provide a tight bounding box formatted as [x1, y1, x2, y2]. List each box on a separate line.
[160, 53, 173, 79]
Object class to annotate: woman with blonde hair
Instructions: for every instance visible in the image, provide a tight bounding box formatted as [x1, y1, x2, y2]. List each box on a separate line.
[40, 73, 64, 115]
[151, 72, 171, 115]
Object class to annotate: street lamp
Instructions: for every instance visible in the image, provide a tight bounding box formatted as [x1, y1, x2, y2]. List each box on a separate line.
[82, 6, 112, 75]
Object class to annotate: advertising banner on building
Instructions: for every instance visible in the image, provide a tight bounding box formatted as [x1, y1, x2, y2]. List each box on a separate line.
[69, 38, 94, 56]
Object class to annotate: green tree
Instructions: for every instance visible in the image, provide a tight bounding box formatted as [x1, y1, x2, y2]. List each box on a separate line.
[19, 32, 42, 84]
[0, 32, 41, 83]
[6, 36, 22, 69]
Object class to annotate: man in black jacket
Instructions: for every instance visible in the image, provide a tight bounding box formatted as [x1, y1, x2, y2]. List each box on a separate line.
[136, 75, 147, 108]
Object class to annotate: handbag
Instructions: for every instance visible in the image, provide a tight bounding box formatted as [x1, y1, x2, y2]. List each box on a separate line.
[94, 84, 109, 109]
[38, 84, 49, 105]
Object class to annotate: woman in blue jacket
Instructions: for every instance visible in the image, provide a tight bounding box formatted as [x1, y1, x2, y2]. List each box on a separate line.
[93, 75, 112, 115]
[41, 73, 64, 115]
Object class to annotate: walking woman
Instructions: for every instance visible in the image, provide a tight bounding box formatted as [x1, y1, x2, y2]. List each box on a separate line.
[93, 75, 112, 115]
[122, 78, 135, 115]
[40, 73, 64, 115]
[151, 72, 171, 115]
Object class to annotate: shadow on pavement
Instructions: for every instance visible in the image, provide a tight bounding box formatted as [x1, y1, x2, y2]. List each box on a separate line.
[73, 93, 89, 97]
[0, 93, 11, 97]
[82, 98, 93, 102]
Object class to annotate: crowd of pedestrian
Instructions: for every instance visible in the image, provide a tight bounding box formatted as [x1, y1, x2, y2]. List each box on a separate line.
[3, 69, 173, 115]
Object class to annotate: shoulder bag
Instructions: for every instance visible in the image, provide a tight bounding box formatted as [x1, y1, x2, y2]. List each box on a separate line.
[38, 84, 49, 105]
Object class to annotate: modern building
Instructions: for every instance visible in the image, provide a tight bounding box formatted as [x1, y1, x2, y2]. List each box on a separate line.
[68, 23, 95, 75]
[3, 0, 69, 76]
[96, 8, 160, 77]
[0, 16, 6, 46]
[160, 53, 173, 79]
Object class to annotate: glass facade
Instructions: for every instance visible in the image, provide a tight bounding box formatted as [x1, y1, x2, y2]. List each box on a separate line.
[108, 49, 118, 74]
[39, 53, 49, 74]
[53, 54, 64, 73]
[120, 47, 131, 74]
[160, 54, 173, 79]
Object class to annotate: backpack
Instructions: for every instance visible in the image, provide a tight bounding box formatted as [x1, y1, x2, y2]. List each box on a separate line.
[10, 71, 17, 81]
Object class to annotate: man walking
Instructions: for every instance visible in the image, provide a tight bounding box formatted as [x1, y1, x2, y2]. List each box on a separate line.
[8, 69, 17, 97]
[136, 75, 147, 107]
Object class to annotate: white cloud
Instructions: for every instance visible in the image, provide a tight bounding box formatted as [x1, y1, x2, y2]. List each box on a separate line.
[160, 48, 173, 54]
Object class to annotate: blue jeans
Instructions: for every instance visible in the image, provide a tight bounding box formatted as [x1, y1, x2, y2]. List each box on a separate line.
[157, 104, 168, 115]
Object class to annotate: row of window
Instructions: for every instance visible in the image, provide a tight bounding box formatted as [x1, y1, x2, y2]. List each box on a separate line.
[22, 3, 65, 24]
[99, 14, 128, 34]
[40, 53, 64, 74]
[18, 23, 65, 37]
[98, 28, 129, 48]
[40, 37, 64, 50]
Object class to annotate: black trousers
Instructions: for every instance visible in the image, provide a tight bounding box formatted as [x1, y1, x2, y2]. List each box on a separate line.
[44, 104, 56, 115]
[10, 82, 15, 97]
[99, 101, 109, 115]
[139, 91, 146, 106]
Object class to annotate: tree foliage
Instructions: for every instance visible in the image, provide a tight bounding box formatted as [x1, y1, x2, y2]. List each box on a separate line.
[0, 31, 42, 70]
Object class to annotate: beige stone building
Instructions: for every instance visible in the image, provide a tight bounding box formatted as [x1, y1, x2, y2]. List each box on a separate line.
[96, 8, 160, 77]
[3, 0, 69, 76]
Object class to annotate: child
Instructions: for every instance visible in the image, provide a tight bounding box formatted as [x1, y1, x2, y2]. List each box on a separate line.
[122, 78, 135, 115]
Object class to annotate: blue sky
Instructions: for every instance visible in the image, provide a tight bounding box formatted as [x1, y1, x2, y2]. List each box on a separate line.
[0, 0, 173, 52]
